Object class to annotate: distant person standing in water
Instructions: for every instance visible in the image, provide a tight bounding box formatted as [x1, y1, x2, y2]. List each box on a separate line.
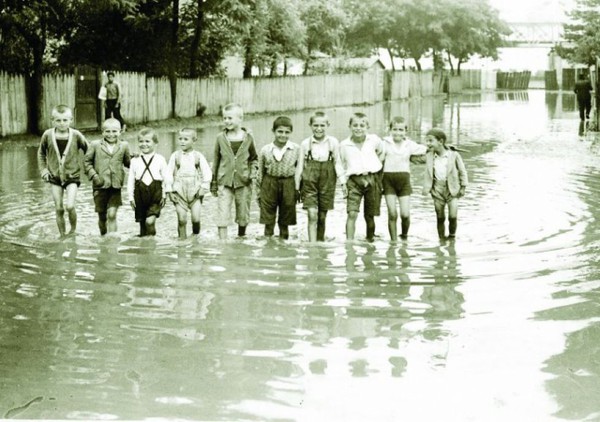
[574, 73, 593, 122]
[99, 72, 126, 130]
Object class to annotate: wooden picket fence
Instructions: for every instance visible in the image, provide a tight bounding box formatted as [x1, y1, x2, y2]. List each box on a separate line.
[1, 68, 501, 137]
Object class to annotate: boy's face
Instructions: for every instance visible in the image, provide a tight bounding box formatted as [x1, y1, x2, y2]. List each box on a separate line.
[426, 135, 443, 153]
[390, 123, 407, 142]
[138, 134, 156, 154]
[52, 111, 73, 132]
[222, 109, 242, 131]
[273, 126, 292, 145]
[178, 131, 195, 151]
[310, 117, 329, 140]
[108, 74, 114, 82]
[349, 118, 369, 139]
[102, 121, 121, 143]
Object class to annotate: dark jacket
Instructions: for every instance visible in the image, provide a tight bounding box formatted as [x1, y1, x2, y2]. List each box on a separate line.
[84, 139, 131, 189]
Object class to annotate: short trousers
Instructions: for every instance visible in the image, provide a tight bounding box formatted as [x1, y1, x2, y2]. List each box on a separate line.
[383, 172, 412, 196]
[431, 179, 453, 206]
[259, 174, 297, 226]
[346, 173, 382, 217]
[216, 184, 252, 227]
[48, 175, 81, 189]
[301, 159, 336, 210]
[93, 188, 123, 213]
[134, 180, 163, 222]
[171, 174, 204, 209]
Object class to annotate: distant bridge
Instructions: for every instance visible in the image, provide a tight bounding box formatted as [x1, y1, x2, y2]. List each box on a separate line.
[505, 22, 564, 46]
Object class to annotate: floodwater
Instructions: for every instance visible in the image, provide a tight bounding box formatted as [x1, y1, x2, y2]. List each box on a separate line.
[1, 90, 599, 421]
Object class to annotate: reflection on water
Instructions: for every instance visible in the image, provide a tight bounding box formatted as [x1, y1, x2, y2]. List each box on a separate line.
[1, 91, 600, 420]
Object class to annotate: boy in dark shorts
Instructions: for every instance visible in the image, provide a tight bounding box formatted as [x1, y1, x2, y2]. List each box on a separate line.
[84, 118, 131, 235]
[296, 111, 343, 242]
[127, 128, 168, 237]
[339, 112, 385, 242]
[257, 116, 301, 239]
[37, 104, 89, 238]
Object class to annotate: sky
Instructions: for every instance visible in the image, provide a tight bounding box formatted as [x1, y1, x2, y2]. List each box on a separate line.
[488, 0, 575, 22]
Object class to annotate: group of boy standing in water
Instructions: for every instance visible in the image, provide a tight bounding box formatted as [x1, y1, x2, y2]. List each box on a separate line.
[37, 103, 468, 242]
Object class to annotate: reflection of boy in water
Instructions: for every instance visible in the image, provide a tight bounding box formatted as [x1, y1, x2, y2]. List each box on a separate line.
[422, 128, 468, 240]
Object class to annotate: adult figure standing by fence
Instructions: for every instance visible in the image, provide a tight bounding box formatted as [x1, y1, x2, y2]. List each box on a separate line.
[574, 73, 593, 122]
[98, 72, 126, 130]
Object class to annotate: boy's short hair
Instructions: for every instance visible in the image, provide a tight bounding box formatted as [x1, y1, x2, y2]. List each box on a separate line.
[138, 128, 159, 143]
[102, 118, 121, 129]
[349, 112, 369, 126]
[52, 104, 72, 117]
[389, 116, 407, 130]
[223, 103, 244, 118]
[426, 128, 447, 144]
[179, 127, 197, 140]
[107, 71, 115, 77]
[272, 116, 293, 131]
[309, 110, 329, 125]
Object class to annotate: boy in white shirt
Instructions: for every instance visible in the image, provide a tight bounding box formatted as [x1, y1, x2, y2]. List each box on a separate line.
[127, 128, 168, 237]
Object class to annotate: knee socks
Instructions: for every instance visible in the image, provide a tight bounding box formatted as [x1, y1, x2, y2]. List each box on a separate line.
[237, 225, 246, 237]
[139, 221, 147, 237]
[98, 213, 107, 236]
[192, 222, 200, 235]
[400, 216, 410, 238]
[436, 218, 446, 239]
[366, 220, 375, 242]
[449, 218, 457, 237]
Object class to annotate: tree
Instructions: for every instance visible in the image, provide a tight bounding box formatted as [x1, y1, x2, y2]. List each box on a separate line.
[442, 0, 510, 75]
[556, 0, 600, 66]
[263, 0, 306, 76]
[299, 0, 347, 75]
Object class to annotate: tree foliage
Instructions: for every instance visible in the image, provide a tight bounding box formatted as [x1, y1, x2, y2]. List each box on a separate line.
[556, 0, 600, 66]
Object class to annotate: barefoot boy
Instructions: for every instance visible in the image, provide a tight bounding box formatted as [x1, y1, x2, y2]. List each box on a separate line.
[84, 118, 131, 235]
[211, 103, 258, 239]
[339, 112, 384, 242]
[37, 104, 89, 238]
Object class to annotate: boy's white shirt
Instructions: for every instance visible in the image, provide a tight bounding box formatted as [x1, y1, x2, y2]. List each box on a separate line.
[295, 135, 344, 189]
[338, 134, 384, 184]
[382, 136, 427, 173]
[127, 152, 168, 202]
[164, 150, 212, 193]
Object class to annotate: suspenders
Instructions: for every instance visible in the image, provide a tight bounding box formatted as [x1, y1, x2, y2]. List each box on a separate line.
[139, 155, 156, 182]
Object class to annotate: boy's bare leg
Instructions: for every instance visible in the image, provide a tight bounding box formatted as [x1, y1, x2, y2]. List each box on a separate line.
[50, 184, 66, 237]
[175, 203, 189, 239]
[145, 215, 157, 236]
[316, 210, 328, 241]
[191, 200, 202, 235]
[64, 183, 79, 235]
[278, 224, 289, 240]
[346, 211, 358, 240]
[218, 227, 227, 239]
[447, 198, 458, 238]
[384, 194, 398, 241]
[307, 207, 318, 242]
[106, 206, 118, 233]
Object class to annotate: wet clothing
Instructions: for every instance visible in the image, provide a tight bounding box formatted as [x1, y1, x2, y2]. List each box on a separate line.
[38, 128, 89, 186]
[297, 136, 343, 211]
[165, 150, 212, 210]
[93, 188, 122, 213]
[346, 173, 382, 216]
[257, 141, 301, 227]
[422, 149, 468, 198]
[383, 172, 412, 196]
[127, 153, 167, 222]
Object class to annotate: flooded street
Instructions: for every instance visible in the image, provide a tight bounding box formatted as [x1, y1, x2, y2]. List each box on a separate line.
[1, 90, 599, 421]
